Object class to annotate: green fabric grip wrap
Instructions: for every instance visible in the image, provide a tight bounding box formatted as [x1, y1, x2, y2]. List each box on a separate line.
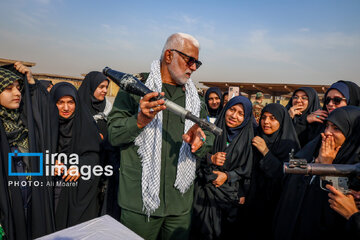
[0, 224, 5, 240]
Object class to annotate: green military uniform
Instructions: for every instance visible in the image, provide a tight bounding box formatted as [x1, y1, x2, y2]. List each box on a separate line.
[252, 101, 264, 124]
[107, 83, 214, 239]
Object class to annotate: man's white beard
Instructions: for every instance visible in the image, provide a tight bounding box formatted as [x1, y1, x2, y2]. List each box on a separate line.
[168, 59, 189, 86]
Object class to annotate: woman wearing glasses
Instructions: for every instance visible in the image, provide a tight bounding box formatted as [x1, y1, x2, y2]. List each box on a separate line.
[286, 87, 321, 147]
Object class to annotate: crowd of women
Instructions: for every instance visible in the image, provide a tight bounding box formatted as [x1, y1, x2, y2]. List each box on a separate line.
[0, 61, 360, 240]
[196, 81, 360, 239]
[0, 63, 119, 240]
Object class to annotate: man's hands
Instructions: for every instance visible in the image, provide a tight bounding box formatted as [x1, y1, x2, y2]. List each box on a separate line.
[307, 110, 328, 124]
[212, 170, 227, 187]
[315, 133, 341, 164]
[182, 124, 206, 153]
[14, 62, 35, 84]
[137, 92, 166, 129]
[327, 184, 359, 220]
[252, 136, 269, 156]
[211, 152, 227, 166]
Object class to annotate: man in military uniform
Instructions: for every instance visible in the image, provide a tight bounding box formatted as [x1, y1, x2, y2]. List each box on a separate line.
[252, 91, 264, 123]
[107, 33, 214, 240]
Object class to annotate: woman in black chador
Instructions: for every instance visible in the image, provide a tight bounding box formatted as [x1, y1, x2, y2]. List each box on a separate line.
[285, 87, 320, 147]
[0, 63, 57, 239]
[51, 82, 101, 230]
[191, 96, 254, 240]
[204, 87, 223, 123]
[309, 80, 360, 137]
[78, 71, 120, 219]
[246, 103, 300, 239]
[273, 106, 360, 240]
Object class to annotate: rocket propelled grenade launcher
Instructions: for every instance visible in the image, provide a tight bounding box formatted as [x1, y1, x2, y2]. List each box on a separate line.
[103, 67, 223, 136]
[284, 155, 360, 194]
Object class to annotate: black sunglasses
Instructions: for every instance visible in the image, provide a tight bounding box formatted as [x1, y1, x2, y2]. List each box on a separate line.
[170, 49, 202, 69]
[324, 96, 347, 105]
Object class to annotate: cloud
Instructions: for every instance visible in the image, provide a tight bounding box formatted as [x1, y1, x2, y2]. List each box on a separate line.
[229, 29, 296, 64]
[34, 0, 51, 4]
[101, 24, 111, 30]
[283, 31, 360, 49]
[182, 15, 198, 25]
[298, 28, 310, 32]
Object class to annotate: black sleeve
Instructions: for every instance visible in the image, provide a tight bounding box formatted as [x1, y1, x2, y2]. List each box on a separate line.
[347, 211, 360, 238]
[258, 151, 284, 179]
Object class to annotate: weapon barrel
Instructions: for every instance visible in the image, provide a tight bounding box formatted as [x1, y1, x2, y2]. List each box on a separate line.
[284, 163, 360, 176]
[103, 67, 223, 136]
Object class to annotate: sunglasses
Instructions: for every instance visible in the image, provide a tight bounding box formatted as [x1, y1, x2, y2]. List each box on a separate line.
[292, 95, 308, 101]
[324, 96, 347, 105]
[170, 49, 202, 69]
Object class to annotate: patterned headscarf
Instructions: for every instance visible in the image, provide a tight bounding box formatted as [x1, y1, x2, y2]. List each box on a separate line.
[0, 67, 28, 150]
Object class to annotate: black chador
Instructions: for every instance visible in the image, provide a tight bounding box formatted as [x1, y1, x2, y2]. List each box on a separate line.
[246, 103, 300, 240]
[78, 71, 111, 138]
[205, 87, 223, 120]
[78, 71, 121, 219]
[285, 87, 320, 147]
[273, 106, 360, 240]
[50, 82, 101, 230]
[191, 96, 254, 240]
[0, 66, 57, 239]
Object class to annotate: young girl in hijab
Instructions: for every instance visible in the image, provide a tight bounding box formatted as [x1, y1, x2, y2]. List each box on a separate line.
[191, 96, 254, 240]
[0, 63, 57, 239]
[204, 87, 223, 123]
[51, 82, 101, 230]
[246, 103, 300, 239]
[273, 106, 360, 240]
[286, 87, 321, 147]
[78, 71, 112, 140]
[78, 71, 120, 219]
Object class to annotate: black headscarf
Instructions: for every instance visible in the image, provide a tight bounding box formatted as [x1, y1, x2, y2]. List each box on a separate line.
[258, 103, 300, 160]
[325, 106, 360, 164]
[39, 80, 53, 89]
[0, 66, 57, 239]
[274, 106, 360, 240]
[286, 87, 321, 122]
[51, 83, 78, 155]
[192, 96, 254, 239]
[205, 87, 223, 117]
[323, 80, 360, 110]
[78, 71, 109, 115]
[78, 71, 109, 137]
[286, 87, 321, 147]
[246, 104, 301, 240]
[50, 82, 101, 230]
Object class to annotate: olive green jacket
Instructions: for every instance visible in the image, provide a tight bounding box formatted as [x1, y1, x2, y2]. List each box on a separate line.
[107, 83, 214, 217]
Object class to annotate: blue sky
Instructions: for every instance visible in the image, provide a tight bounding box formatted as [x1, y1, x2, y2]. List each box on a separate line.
[1, 0, 359, 86]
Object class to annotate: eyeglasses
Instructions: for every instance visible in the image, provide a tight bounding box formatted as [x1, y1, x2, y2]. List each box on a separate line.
[325, 96, 347, 105]
[170, 49, 202, 69]
[292, 95, 309, 101]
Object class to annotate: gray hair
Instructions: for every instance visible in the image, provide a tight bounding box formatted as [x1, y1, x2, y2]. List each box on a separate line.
[160, 33, 200, 60]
